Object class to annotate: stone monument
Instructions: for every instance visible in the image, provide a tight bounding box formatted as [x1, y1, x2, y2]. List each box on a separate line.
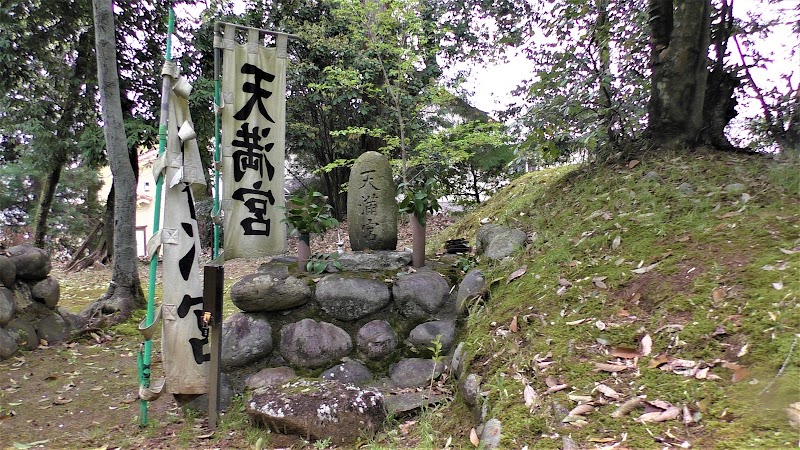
[347, 151, 397, 251]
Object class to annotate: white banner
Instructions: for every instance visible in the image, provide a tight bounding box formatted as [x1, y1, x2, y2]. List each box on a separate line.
[220, 25, 287, 259]
[145, 71, 209, 396]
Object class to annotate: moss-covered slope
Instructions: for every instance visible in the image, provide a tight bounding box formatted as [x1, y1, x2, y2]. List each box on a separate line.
[419, 148, 799, 449]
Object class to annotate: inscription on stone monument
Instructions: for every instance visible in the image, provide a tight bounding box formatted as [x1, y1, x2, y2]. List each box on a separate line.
[347, 152, 397, 251]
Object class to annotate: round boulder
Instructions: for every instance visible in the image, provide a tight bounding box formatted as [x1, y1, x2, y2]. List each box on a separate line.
[357, 320, 398, 360]
[393, 268, 451, 319]
[678, 182, 695, 196]
[221, 313, 273, 368]
[230, 273, 312, 312]
[456, 269, 486, 315]
[389, 358, 445, 388]
[321, 360, 373, 386]
[481, 418, 503, 449]
[245, 366, 298, 390]
[0, 287, 15, 326]
[5, 318, 38, 350]
[408, 320, 456, 355]
[484, 228, 526, 261]
[30, 276, 60, 309]
[36, 311, 67, 344]
[12, 283, 33, 313]
[247, 379, 385, 445]
[0, 255, 16, 288]
[255, 262, 290, 279]
[315, 275, 390, 321]
[476, 223, 504, 253]
[7, 245, 51, 280]
[0, 328, 19, 360]
[279, 319, 352, 369]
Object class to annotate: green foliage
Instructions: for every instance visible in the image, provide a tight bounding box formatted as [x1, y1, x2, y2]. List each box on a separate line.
[282, 191, 339, 236]
[453, 253, 479, 275]
[427, 334, 444, 364]
[398, 178, 441, 226]
[188, 0, 461, 217]
[507, 0, 650, 163]
[312, 438, 332, 450]
[413, 120, 515, 204]
[305, 252, 343, 274]
[0, 0, 192, 251]
[427, 333, 444, 393]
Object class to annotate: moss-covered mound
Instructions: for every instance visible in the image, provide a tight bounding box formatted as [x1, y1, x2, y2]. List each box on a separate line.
[410, 148, 799, 449]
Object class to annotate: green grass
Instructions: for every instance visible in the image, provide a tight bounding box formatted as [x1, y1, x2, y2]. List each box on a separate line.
[422, 147, 800, 448]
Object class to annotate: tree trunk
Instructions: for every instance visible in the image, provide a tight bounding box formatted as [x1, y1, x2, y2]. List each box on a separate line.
[701, 68, 738, 149]
[700, 0, 737, 149]
[102, 186, 115, 259]
[81, 0, 144, 328]
[32, 163, 64, 248]
[647, 0, 712, 145]
[411, 213, 425, 268]
[594, 0, 620, 149]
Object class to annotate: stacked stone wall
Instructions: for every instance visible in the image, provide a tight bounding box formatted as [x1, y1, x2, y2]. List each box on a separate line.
[0, 245, 78, 360]
[222, 254, 460, 391]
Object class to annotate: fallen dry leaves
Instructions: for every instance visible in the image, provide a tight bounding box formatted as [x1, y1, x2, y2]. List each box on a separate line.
[594, 362, 630, 373]
[637, 405, 681, 423]
[611, 397, 643, 418]
[610, 346, 640, 359]
[469, 427, 480, 447]
[506, 265, 527, 284]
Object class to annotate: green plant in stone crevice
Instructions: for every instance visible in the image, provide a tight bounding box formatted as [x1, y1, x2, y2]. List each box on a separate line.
[453, 253, 479, 275]
[427, 334, 444, 394]
[313, 437, 333, 449]
[306, 252, 343, 274]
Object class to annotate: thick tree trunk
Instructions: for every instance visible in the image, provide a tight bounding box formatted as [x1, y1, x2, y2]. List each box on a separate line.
[103, 186, 115, 259]
[701, 68, 738, 149]
[700, 0, 737, 149]
[647, 0, 712, 145]
[81, 0, 144, 328]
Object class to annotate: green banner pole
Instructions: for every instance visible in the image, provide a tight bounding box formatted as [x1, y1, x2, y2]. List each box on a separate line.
[213, 23, 222, 260]
[139, 6, 175, 427]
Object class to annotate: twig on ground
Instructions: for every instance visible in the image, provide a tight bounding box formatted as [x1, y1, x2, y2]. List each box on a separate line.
[760, 333, 799, 395]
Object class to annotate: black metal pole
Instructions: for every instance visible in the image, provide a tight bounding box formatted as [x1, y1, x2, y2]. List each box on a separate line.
[203, 265, 224, 428]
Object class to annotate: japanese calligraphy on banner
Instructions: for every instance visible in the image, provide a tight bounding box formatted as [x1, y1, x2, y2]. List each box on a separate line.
[140, 66, 209, 400]
[220, 25, 287, 259]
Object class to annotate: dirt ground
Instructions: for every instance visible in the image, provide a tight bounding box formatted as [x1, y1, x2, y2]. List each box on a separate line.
[0, 216, 456, 450]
